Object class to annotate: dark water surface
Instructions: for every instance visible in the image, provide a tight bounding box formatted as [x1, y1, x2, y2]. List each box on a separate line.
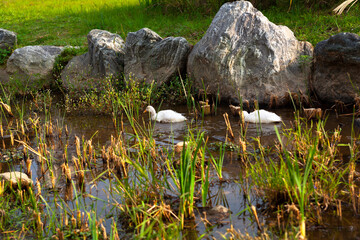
[3, 104, 360, 239]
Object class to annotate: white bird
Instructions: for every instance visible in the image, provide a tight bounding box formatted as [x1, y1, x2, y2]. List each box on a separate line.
[242, 109, 282, 123]
[144, 105, 187, 123]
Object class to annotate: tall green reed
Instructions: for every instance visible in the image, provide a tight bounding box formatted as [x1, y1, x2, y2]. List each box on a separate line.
[275, 125, 315, 239]
[200, 143, 210, 207]
[177, 137, 197, 219]
[244, 112, 350, 237]
[208, 142, 225, 181]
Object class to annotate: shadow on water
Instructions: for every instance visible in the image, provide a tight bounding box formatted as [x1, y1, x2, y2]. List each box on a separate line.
[2, 102, 360, 239]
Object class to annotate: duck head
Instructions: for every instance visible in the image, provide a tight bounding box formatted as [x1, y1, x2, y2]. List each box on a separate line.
[144, 106, 157, 120]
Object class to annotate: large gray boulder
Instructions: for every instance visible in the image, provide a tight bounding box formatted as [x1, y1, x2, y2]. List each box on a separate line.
[0, 29, 17, 51]
[124, 28, 191, 85]
[61, 29, 125, 90]
[187, 1, 313, 106]
[6, 45, 64, 86]
[61, 54, 94, 90]
[87, 29, 125, 77]
[312, 32, 360, 104]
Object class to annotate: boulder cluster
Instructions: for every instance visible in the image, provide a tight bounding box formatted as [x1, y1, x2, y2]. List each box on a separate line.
[1, 1, 360, 107]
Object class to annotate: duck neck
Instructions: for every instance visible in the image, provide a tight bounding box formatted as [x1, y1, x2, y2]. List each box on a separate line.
[242, 111, 249, 120]
[148, 107, 157, 120]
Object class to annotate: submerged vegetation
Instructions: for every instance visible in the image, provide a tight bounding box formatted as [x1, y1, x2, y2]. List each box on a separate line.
[0, 76, 359, 239]
[1, 0, 360, 239]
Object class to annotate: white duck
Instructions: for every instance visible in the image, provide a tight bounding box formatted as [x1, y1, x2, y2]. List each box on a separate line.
[144, 105, 187, 123]
[243, 110, 282, 123]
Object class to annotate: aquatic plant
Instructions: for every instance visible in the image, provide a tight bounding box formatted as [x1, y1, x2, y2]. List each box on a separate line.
[209, 142, 225, 181]
[176, 135, 200, 218]
[200, 143, 210, 207]
[2, 59, 360, 239]
[243, 112, 351, 238]
[275, 125, 315, 239]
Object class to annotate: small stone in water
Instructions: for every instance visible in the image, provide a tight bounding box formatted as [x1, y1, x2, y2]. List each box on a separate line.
[175, 141, 188, 154]
[0, 171, 33, 188]
[208, 205, 230, 215]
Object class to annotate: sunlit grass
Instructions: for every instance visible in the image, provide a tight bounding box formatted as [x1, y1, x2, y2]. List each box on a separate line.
[1, 0, 360, 49]
[0, 0, 212, 46]
[263, 4, 360, 44]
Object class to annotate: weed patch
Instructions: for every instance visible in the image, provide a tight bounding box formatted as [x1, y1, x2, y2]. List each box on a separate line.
[52, 47, 87, 81]
[0, 49, 11, 65]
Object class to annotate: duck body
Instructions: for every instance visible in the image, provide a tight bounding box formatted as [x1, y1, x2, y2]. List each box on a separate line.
[243, 110, 281, 123]
[144, 106, 187, 123]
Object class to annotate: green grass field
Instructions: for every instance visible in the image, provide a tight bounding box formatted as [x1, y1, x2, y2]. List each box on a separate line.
[0, 0, 359, 48]
[0, 0, 213, 46]
[1, 1, 360, 239]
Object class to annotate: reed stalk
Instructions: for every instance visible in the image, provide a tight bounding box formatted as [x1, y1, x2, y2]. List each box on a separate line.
[200, 145, 210, 207]
[275, 126, 315, 239]
[209, 142, 225, 181]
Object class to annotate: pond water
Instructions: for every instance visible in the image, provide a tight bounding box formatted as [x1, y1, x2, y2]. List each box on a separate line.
[2, 103, 360, 239]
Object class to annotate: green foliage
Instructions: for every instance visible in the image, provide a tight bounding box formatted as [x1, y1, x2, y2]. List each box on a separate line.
[0, 0, 212, 46]
[64, 75, 193, 114]
[53, 47, 87, 80]
[287, 0, 343, 10]
[0, 49, 11, 65]
[209, 142, 225, 180]
[2, 75, 49, 97]
[0, 49, 11, 66]
[151, 77, 193, 105]
[275, 125, 315, 238]
[0, 187, 43, 238]
[150, 0, 343, 13]
[299, 54, 312, 71]
[0, 0, 358, 50]
[176, 133, 204, 218]
[149, 0, 229, 14]
[263, 4, 360, 44]
[244, 115, 349, 235]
